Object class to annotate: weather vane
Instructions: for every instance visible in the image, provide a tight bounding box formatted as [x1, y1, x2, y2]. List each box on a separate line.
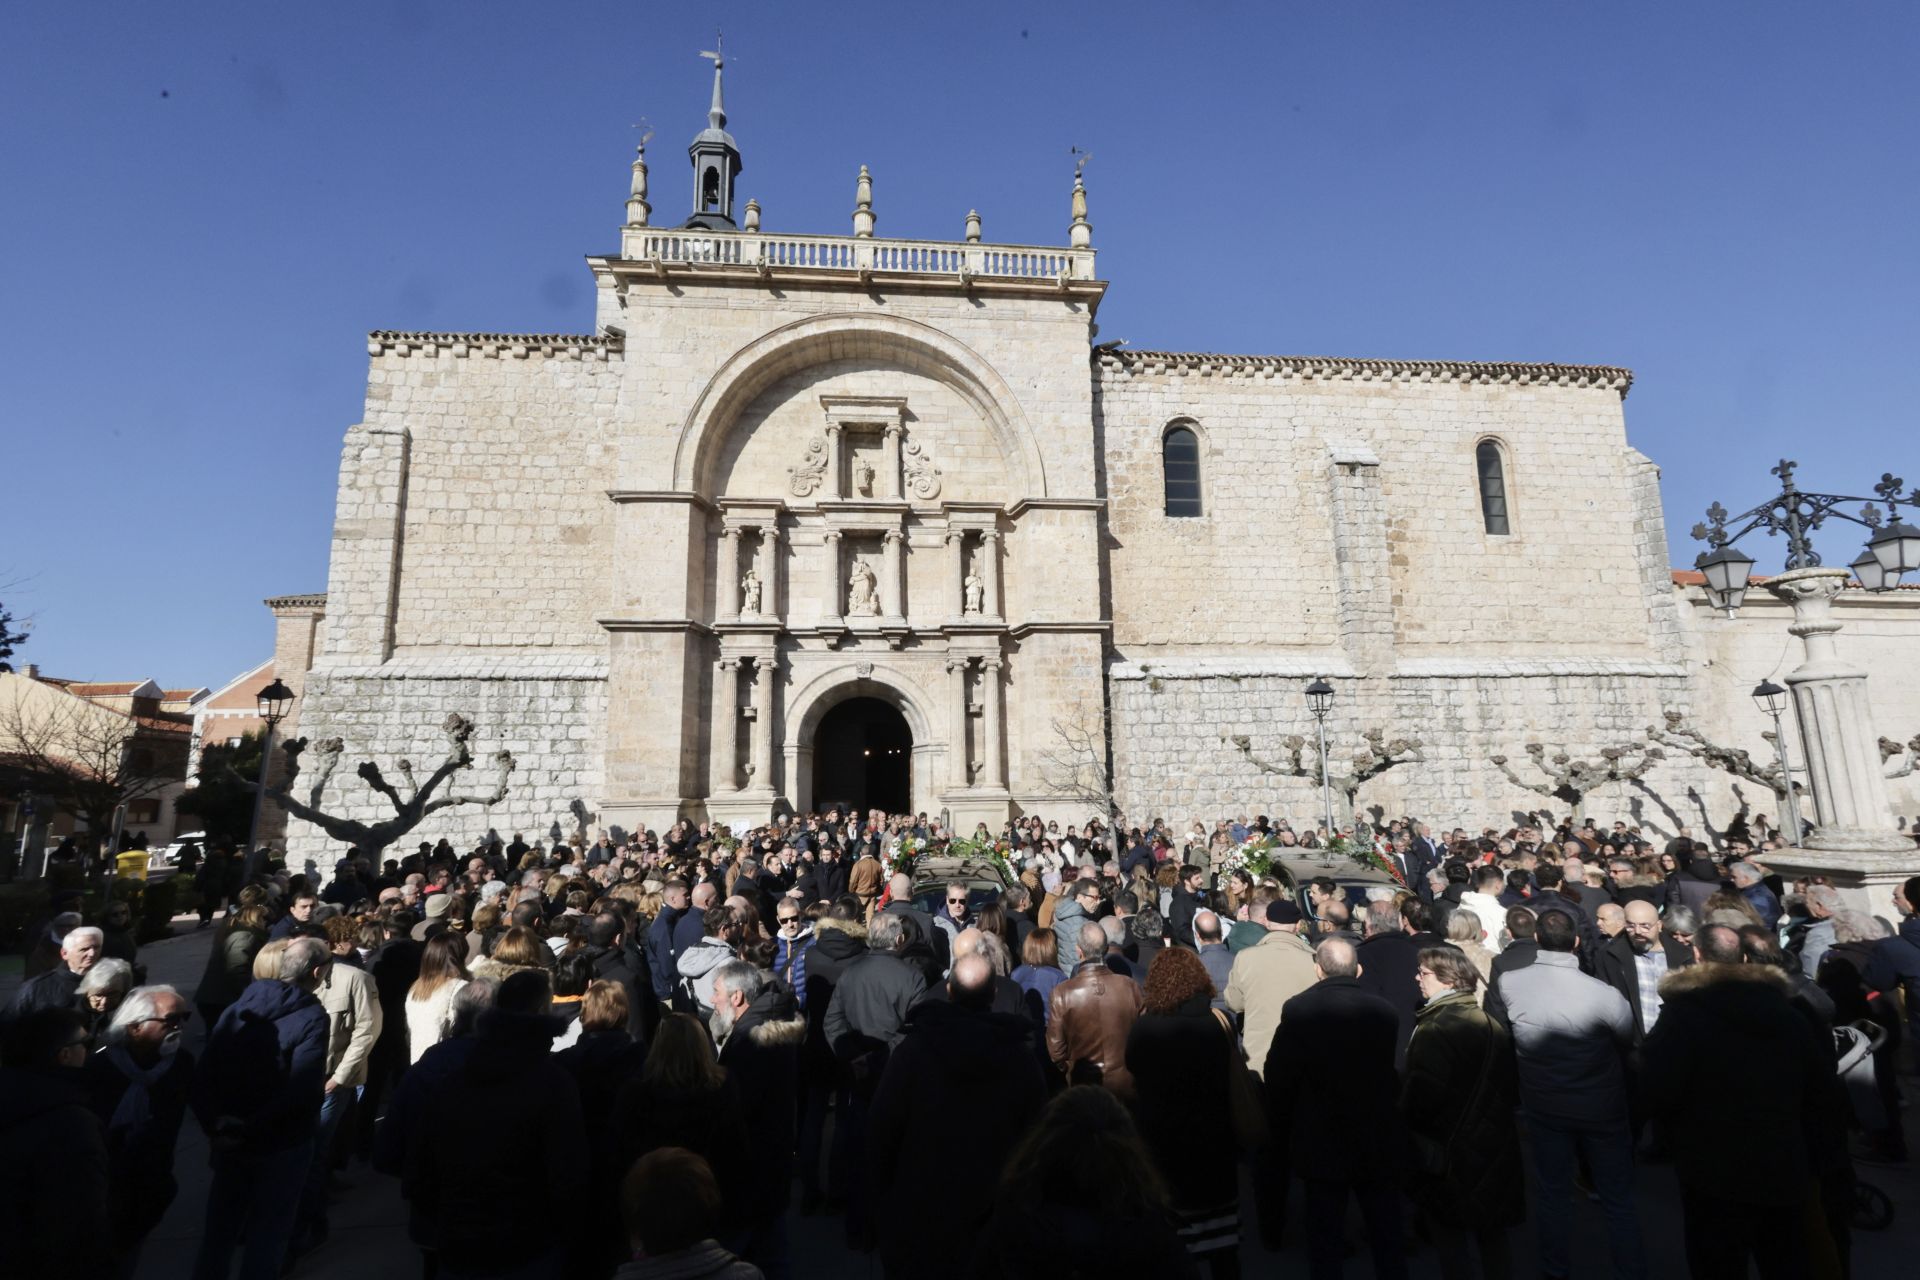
[700, 31, 724, 68]
[1071, 145, 1091, 180]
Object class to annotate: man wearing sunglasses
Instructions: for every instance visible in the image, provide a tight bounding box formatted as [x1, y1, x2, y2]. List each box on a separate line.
[86, 986, 196, 1276]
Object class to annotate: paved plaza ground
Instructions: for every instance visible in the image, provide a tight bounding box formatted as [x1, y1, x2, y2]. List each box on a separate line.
[7, 916, 1916, 1280]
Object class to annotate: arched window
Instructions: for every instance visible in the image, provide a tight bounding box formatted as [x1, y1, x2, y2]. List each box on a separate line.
[1476, 440, 1511, 535]
[1162, 424, 1202, 517]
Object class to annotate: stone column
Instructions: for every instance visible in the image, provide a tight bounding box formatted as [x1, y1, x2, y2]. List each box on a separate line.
[755, 525, 781, 621]
[749, 654, 776, 794]
[824, 425, 844, 501]
[710, 658, 739, 794]
[881, 529, 904, 618]
[947, 656, 971, 789]
[1759, 567, 1912, 916]
[883, 425, 904, 500]
[947, 529, 966, 617]
[981, 656, 1005, 789]
[819, 530, 842, 622]
[718, 527, 742, 619]
[981, 531, 1002, 620]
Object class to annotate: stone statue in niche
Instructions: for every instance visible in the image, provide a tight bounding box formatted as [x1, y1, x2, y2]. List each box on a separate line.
[852, 455, 876, 497]
[847, 559, 879, 616]
[788, 437, 828, 497]
[740, 568, 762, 616]
[903, 438, 942, 500]
[963, 571, 984, 616]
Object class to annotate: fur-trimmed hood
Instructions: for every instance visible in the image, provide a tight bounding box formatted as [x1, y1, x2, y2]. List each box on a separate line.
[731, 983, 806, 1049]
[1658, 960, 1794, 999]
[815, 916, 867, 941]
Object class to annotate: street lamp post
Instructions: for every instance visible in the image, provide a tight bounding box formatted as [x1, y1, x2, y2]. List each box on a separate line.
[1689, 461, 1918, 912]
[1305, 678, 1335, 840]
[244, 679, 296, 879]
[1750, 680, 1802, 845]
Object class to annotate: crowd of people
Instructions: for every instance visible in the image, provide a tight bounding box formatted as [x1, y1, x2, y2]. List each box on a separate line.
[3, 807, 1917, 1280]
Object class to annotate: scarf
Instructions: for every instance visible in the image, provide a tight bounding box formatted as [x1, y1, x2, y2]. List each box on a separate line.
[102, 1044, 173, 1134]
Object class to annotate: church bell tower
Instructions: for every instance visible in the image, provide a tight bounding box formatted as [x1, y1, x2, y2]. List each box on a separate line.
[685, 41, 742, 230]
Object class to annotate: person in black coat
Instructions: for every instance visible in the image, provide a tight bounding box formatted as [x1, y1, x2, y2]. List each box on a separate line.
[1167, 866, 1208, 950]
[1594, 901, 1694, 1045]
[1126, 947, 1242, 1276]
[711, 963, 807, 1275]
[868, 955, 1047, 1280]
[1354, 900, 1425, 1064]
[1639, 940, 1835, 1280]
[0, 1007, 113, 1280]
[85, 985, 196, 1275]
[582, 911, 654, 1045]
[403, 971, 587, 1278]
[799, 907, 867, 1209]
[1265, 937, 1408, 1280]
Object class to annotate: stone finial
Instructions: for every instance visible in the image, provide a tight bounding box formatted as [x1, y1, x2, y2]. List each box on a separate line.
[965, 209, 982, 243]
[743, 198, 761, 232]
[1068, 175, 1091, 249]
[626, 136, 651, 228]
[853, 164, 875, 238]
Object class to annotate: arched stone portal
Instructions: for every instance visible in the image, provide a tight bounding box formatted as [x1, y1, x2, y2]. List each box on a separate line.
[811, 696, 912, 815]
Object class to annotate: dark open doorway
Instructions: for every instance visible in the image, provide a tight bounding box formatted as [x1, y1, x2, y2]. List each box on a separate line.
[812, 696, 912, 816]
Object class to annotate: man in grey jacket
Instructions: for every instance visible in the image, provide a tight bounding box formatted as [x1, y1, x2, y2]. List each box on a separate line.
[295, 935, 382, 1254]
[1492, 909, 1647, 1280]
[1051, 879, 1101, 969]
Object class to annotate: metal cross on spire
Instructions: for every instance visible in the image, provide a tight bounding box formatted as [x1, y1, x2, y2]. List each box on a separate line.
[699, 32, 728, 129]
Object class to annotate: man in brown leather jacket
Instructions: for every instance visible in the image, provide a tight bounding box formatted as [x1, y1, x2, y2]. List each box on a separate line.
[848, 850, 885, 922]
[1044, 921, 1145, 1098]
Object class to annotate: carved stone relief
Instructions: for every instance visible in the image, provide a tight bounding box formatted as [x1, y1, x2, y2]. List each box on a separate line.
[787, 437, 828, 497]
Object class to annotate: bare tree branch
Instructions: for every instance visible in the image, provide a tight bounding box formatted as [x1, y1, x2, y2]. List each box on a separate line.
[0, 682, 186, 842]
[1648, 711, 1798, 797]
[226, 711, 517, 859]
[1038, 714, 1120, 822]
[1229, 727, 1424, 828]
[1489, 739, 1664, 822]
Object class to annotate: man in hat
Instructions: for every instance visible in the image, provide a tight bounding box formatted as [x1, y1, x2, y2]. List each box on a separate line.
[410, 894, 452, 942]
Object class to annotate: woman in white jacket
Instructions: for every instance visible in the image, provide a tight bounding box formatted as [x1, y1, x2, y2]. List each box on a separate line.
[404, 932, 471, 1063]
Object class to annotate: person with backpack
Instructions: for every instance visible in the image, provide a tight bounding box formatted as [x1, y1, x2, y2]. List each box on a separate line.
[189, 936, 331, 1280]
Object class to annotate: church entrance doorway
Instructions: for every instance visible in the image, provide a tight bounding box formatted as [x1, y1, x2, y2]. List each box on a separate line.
[811, 696, 912, 816]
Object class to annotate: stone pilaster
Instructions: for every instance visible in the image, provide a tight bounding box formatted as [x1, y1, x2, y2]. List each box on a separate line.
[1324, 443, 1394, 677]
[320, 424, 410, 663]
[710, 657, 740, 795]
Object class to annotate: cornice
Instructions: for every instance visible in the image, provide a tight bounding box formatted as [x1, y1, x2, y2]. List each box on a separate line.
[264, 593, 327, 611]
[1097, 349, 1633, 396]
[367, 331, 624, 360]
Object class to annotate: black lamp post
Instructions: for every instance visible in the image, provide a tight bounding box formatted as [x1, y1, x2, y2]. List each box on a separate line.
[1750, 679, 1802, 844]
[244, 678, 296, 868]
[1304, 678, 1335, 838]
[1691, 462, 1920, 613]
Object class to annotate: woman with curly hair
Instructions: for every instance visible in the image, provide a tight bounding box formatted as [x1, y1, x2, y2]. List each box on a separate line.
[1126, 946, 1242, 1277]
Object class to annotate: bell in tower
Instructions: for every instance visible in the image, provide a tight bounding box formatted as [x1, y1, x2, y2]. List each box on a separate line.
[685, 38, 742, 230]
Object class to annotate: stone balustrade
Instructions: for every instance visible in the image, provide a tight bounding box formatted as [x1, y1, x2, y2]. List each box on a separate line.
[620, 227, 1096, 282]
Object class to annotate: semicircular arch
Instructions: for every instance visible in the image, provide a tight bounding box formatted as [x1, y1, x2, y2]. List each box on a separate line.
[785, 661, 937, 749]
[672, 312, 1047, 499]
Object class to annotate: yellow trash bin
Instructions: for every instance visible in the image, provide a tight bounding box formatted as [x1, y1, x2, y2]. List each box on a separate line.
[115, 851, 150, 881]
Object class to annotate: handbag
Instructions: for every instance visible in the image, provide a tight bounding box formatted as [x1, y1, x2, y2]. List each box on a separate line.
[1211, 1008, 1269, 1152]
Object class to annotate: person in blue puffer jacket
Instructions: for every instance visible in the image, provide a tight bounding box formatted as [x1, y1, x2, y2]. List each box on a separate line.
[772, 901, 814, 1011]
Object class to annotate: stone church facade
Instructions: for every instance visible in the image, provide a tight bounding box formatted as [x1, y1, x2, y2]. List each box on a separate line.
[278, 65, 1920, 861]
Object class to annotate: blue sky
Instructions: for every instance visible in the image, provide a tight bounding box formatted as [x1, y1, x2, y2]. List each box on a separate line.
[2, 1, 1915, 689]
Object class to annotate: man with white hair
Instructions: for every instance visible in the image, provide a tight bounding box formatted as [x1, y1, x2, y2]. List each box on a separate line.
[1791, 883, 1842, 979]
[1729, 859, 1782, 930]
[86, 985, 196, 1273]
[6, 924, 103, 1019]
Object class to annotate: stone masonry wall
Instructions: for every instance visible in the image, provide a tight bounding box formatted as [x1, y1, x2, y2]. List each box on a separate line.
[358, 341, 622, 654]
[1096, 359, 1651, 657]
[282, 656, 607, 869]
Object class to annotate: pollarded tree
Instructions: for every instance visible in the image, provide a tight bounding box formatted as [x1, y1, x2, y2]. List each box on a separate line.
[1648, 711, 1801, 801]
[235, 712, 515, 861]
[1489, 740, 1664, 824]
[1882, 733, 1920, 780]
[1228, 727, 1425, 831]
